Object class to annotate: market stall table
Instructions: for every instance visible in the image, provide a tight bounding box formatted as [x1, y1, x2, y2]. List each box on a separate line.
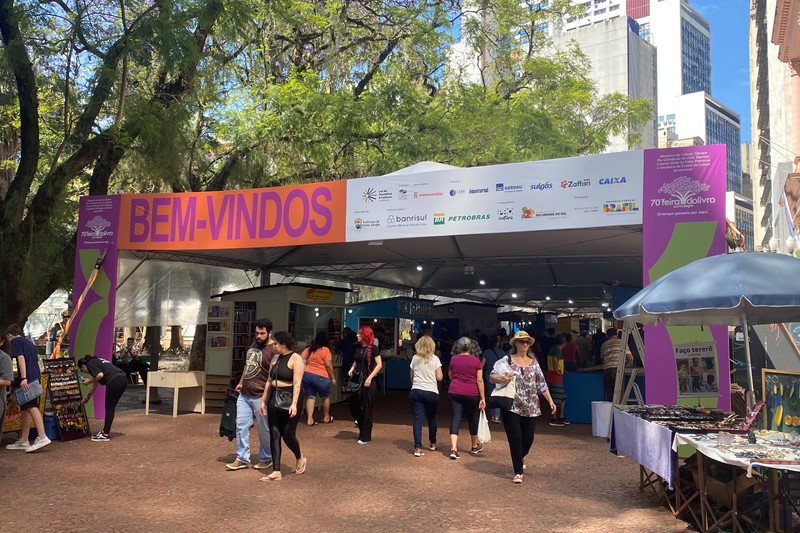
[611, 407, 677, 490]
[146, 371, 206, 418]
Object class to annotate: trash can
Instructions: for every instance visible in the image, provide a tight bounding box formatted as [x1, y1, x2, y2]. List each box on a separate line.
[591, 401, 612, 438]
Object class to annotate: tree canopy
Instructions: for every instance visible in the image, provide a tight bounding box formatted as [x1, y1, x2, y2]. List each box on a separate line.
[0, 0, 653, 326]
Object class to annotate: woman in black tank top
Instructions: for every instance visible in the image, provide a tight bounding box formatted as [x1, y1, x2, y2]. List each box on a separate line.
[259, 331, 306, 481]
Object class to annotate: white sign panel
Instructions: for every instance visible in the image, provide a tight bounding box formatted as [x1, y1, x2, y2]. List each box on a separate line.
[346, 151, 644, 241]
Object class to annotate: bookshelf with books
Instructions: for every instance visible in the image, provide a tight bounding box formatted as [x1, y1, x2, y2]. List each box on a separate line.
[206, 301, 233, 376]
[231, 301, 257, 375]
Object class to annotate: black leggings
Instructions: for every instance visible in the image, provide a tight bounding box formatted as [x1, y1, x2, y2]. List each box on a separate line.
[501, 410, 536, 475]
[267, 389, 302, 472]
[103, 376, 127, 434]
[449, 393, 480, 436]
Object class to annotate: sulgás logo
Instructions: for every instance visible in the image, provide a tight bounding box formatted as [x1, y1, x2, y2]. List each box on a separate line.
[530, 182, 553, 191]
[598, 177, 627, 185]
[561, 179, 591, 189]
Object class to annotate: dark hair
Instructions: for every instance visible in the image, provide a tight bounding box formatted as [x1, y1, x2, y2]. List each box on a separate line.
[126, 337, 134, 342]
[254, 318, 273, 332]
[545, 327, 555, 335]
[309, 330, 329, 354]
[606, 328, 618, 337]
[272, 331, 295, 350]
[4, 324, 22, 337]
[477, 334, 490, 351]
[488, 335, 499, 348]
[77, 355, 94, 368]
[347, 330, 357, 343]
[565, 333, 573, 342]
[555, 334, 565, 345]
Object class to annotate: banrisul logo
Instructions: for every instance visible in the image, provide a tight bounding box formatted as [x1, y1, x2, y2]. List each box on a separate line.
[82, 216, 113, 238]
[434, 213, 445, 225]
[561, 179, 591, 189]
[653, 176, 714, 207]
[598, 177, 626, 185]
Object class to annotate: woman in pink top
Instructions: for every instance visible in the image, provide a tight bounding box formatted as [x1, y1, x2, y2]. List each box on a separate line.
[447, 337, 486, 459]
[301, 331, 336, 426]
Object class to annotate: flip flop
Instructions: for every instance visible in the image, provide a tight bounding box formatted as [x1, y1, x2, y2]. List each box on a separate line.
[322, 416, 334, 424]
[295, 457, 307, 475]
[260, 472, 282, 481]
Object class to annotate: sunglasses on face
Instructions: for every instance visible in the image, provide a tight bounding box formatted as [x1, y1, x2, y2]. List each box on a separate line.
[517, 340, 532, 345]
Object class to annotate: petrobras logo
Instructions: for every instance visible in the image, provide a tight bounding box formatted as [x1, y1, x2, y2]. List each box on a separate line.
[387, 214, 428, 227]
[433, 213, 445, 225]
[449, 189, 465, 196]
[561, 179, 591, 189]
[603, 201, 640, 214]
[447, 213, 490, 222]
[530, 181, 554, 191]
[521, 207, 534, 219]
[413, 191, 443, 199]
[398, 188, 409, 200]
[598, 177, 627, 185]
[82, 215, 114, 239]
[468, 187, 489, 194]
[497, 208, 514, 221]
[495, 183, 524, 192]
[653, 176, 714, 208]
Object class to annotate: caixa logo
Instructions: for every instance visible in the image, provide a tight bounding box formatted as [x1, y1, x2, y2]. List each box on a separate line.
[652, 176, 714, 207]
[597, 177, 627, 185]
[560, 179, 591, 189]
[81, 216, 114, 238]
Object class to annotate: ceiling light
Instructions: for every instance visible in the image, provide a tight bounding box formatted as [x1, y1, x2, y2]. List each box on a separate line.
[568, 299, 573, 304]
[511, 293, 517, 298]
[348, 309, 353, 314]
[545, 296, 551, 301]
[416, 265, 423, 271]
[373, 318, 378, 322]
[479, 280, 486, 285]
[368, 240, 384, 246]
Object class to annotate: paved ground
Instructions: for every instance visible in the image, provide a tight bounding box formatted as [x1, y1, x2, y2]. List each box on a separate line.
[2, 386, 693, 532]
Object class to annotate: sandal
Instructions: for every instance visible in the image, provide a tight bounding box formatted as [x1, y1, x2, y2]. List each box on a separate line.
[294, 457, 307, 475]
[306, 421, 318, 427]
[413, 449, 424, 457]
[260, 471, 282, 481]
[322, 416, 334, 423]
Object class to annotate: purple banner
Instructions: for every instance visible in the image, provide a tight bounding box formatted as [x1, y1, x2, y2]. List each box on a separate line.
[642, 145, 729, 409]
[73, 195, 121, 420]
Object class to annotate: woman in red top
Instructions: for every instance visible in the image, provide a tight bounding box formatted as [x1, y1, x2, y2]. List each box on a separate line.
[447, 336, 486, 459]
[301, 331, 337, 426]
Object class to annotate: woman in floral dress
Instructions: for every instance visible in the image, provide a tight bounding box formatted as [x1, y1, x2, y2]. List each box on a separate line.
[490, 331, 557, 484]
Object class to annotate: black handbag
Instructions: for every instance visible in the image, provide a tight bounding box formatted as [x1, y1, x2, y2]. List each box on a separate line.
[271, 387, 293, 411]
[343, 370, 365, 394]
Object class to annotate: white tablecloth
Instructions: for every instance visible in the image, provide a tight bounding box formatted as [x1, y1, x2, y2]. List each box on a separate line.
[673, 433, 800, 477]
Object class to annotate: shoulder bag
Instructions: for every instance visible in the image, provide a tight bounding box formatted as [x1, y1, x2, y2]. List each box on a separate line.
[15, 379, 44, 405]
[269, 353, 295, 411]
[343, 367, 365, 394]
[488, 355, 516, 411]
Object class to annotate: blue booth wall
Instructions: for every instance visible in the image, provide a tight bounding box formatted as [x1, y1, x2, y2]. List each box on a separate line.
[563, 371, 646, 424]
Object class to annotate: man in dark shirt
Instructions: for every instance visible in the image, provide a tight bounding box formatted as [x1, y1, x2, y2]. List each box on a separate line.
[226, 318, 275, 471]
[4, 324, 50, 452]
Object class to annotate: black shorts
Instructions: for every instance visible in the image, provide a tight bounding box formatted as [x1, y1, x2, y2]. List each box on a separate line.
[20, 398, 39, 411]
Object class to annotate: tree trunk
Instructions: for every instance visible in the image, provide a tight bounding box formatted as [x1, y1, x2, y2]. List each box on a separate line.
[188, 324, 206, 371]
[169, 325, 182, 350]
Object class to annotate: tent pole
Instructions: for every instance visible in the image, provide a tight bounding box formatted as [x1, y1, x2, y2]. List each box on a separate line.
[742, 313, 756, 409]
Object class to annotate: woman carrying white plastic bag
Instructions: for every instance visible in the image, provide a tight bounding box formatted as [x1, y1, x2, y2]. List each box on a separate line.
[477, 410, 492, 444]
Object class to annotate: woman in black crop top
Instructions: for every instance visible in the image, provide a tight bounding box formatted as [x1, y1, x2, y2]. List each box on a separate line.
[259, 331, 306, 481]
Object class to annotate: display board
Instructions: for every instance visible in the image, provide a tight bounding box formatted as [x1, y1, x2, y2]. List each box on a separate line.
[44, 359, 91, 441]
[2, 374, 49, 434]
[232, 301, 256, 375]
[206, 301, 233, 376]
[762, 369, 800, 432]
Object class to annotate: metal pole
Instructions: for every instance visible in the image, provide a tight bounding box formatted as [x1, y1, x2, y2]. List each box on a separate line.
[742, 313, 756, 408]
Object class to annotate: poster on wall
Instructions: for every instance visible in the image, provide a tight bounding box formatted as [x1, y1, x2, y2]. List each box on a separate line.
[674, 343, 718, 397]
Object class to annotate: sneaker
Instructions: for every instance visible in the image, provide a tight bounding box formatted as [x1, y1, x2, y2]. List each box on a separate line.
[253, 460, 274, 470]
[490, 417, 502, 424]
[548, 419, 565, 427]
[24, 436, 51, 453]
[413, 449, 424, 457]
[512, 474, 524, 484]
[356, 439, 369, 445]
[225, 459, 250, 471]
[428, 443, 437, 451]
[91, 432, 110, 442]
[470, 445, 484, 455]
[5, 438, 29, 450]
[560, 418, 571, 425]
[449, 450, 460, 460]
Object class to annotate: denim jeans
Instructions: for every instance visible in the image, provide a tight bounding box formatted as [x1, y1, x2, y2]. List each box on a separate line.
[489, 407, 501, 420]
[236, 393, 271, 463]
[409, 389, 439, 449]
